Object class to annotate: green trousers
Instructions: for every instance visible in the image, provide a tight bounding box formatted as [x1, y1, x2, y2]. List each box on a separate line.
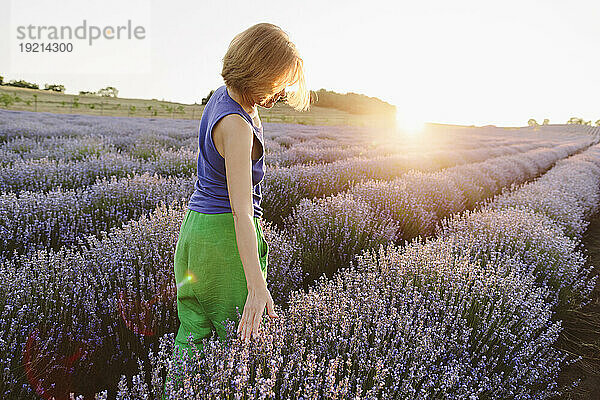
[162, 209, 269, 398]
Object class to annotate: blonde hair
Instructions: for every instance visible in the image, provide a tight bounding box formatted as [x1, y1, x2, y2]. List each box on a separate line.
[221, 23, 311, 112]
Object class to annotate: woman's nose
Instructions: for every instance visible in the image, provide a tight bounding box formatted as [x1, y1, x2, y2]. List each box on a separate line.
[274, 90, 284, 102]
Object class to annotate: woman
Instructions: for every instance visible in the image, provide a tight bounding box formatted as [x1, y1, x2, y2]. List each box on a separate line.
[164, 22, 311, 395]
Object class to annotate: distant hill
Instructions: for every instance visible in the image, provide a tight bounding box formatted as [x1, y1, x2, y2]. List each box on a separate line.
[311, 88, 396, 116]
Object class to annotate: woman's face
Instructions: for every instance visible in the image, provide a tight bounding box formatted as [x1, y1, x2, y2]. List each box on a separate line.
[258, 87, 286, 109]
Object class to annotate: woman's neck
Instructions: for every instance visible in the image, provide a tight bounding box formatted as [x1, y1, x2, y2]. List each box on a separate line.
[226, 85, 257, 117]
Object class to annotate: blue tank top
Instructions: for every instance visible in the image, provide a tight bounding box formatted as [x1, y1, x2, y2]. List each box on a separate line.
[188, 84, 266, 218]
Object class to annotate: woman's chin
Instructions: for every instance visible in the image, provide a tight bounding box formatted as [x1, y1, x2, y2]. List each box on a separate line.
[260, 101, 275, 109]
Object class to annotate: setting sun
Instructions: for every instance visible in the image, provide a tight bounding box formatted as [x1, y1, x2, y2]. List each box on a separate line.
[396, 108, 425, 135]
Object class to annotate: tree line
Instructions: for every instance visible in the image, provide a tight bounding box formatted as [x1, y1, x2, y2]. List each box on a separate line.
[528, 117, 600, 127]
[0, 75, 119, 97]
[200, 87, 396, 116]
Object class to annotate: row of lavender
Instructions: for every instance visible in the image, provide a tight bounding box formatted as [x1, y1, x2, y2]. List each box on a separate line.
[0, 148, 198, 194]
[126, 142, 600, 399]
[265, 129, 547, 167]
[0, 136, 597, 399]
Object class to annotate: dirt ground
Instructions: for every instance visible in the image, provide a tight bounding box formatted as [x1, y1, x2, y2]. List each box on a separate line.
[553, 213, 600, 399]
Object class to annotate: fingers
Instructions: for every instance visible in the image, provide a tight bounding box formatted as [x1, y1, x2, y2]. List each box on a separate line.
[250, 305, 262, 339]
[240, 301, 256, 343]
[237, 311, 243, 337]
[241, 307, 252, 342]
[237, 305, 249, 341]
[266, 297, 279, 318]
[238, 305, 261, 342]
[242, 306, 260, 342]
[237, 290, 277, 343]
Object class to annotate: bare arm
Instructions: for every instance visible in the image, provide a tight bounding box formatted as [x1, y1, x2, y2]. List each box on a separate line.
[216, 114, 278, 342]
[218, 114, 265, 288]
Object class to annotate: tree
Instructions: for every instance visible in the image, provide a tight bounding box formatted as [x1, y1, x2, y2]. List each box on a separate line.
[595, 119, 600, 127]
[44, 84, 65, 93]
[5, 79, 38, 89]
[97, 86, 118, 97]
[162, 104, 175, 118]
[0, 75, 3, 85]
[528, 118, 538, 127]
[201, 89, 215, 105]
[567, 117, 584, 124]
[79, 90, 97, 96]
[542, 118, 549, 125]
[0, 93, 15, 107]
[146, 105, 158, 117]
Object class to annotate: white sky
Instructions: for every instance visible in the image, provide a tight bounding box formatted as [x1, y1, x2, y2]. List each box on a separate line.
[1, 0, 599, 127]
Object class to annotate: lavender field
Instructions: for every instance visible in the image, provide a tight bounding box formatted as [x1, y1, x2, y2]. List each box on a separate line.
[1, 109, 600, 399]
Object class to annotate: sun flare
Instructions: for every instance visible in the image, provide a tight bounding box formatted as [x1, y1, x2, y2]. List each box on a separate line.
[396, 109, 425, 136]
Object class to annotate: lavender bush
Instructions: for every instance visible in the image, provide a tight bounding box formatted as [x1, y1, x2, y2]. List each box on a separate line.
[438, 207, 594, 313]
[0, 173, 194, 263]
[0, 135, 109, 165]
[485, 146, 600, 240]
[260, 221, 306, 308]
[0, 148, 197, 194]
[283, 192, 400, 284]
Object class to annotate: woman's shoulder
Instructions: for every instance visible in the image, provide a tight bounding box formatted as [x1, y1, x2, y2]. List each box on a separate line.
[214, 112, 253, 139]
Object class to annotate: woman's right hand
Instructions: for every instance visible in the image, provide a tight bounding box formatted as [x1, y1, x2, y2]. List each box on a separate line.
[237, 282, 278, 342]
